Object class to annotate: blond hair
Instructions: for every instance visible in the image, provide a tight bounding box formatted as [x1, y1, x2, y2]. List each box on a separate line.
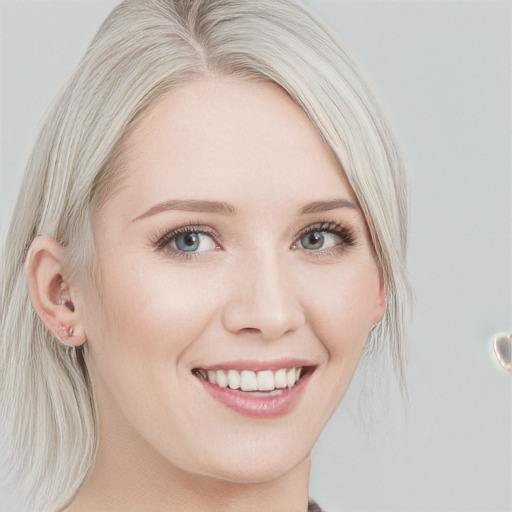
[0, 1, 410, 510]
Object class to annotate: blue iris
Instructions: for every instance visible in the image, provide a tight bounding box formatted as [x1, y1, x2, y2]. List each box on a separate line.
[301, 231, 325, 250]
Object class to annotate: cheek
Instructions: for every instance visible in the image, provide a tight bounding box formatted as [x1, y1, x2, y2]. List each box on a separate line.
[95, 262, 220, 359]
[81, 260, 221, 431]
[303, 261, 381, 357]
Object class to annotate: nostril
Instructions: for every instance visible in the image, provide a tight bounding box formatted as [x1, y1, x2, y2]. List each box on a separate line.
[241, 327, 262, 335]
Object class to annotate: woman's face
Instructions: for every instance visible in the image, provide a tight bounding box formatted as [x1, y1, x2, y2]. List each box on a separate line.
[78, 78, 386, 484]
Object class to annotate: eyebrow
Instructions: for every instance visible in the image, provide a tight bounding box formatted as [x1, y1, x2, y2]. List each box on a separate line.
[299, 199, 358, 215]
[131, 199, 237, 222]
[132, 197, 358, 222]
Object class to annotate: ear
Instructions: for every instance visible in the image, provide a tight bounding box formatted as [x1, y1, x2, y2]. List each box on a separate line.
[26, 236, 86, 347]
[372, 271, 387, 326]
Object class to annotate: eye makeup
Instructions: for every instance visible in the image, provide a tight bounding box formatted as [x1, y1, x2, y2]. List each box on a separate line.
[292, 220, 357, 256]
[153, 224, 222, 259]
[152, 217, 358, 261]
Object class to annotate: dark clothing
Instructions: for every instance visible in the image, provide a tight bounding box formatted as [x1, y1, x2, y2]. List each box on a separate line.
[308, 499, 323, 511]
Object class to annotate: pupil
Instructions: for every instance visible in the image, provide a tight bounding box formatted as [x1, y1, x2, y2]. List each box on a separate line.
[303, 231, 324, 249]
[184, 234, 197, 246]
[178, 233, 199, 251]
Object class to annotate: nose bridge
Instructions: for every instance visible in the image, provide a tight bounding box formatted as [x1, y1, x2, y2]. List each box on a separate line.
[221, 247, 305, 340]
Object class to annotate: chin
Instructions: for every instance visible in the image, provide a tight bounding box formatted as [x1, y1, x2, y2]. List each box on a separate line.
[201, 451, 310, 485]
[178, 426, 314, 485]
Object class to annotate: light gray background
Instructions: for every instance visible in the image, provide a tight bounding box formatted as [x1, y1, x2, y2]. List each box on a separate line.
[1, 1, 510, 511]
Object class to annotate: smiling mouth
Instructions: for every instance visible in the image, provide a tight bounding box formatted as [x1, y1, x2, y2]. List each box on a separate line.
[192, 367, 310, 394]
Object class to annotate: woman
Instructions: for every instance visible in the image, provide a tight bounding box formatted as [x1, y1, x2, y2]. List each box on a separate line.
[0, 1, 410, 511]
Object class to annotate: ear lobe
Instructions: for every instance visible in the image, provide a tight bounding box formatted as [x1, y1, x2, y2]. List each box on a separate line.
[372, 272, 388, 326]
[26, 236, 86, 347]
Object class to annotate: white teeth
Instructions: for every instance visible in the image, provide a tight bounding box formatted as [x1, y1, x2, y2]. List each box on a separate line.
[240, 370, 258, 391]
[257, 370, 274, 391]
[227, 369, 240, 389]
[216, 370, 228, 388]
[198, 367, 305, 392]
[286, 368, 296, 389]
[274, 368, 287, 389]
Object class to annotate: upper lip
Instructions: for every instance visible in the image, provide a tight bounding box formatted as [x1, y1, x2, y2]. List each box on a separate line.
[192, 358, 316, 372]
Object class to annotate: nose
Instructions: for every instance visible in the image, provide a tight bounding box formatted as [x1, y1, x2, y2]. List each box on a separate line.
[221, 252, 305, 341]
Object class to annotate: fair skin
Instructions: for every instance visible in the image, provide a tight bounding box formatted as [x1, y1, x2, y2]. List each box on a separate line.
[28, 78, 386, 512]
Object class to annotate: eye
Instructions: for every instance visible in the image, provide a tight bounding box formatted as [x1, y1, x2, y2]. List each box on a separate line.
[154, 225, 220, 257]
[300, 231, 339, 250]
[294, 221, 355, 253]
[171, 232, 216, 253]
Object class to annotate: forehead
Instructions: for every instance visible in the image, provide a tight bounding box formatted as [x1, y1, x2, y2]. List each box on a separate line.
[108, 78, 352, 216]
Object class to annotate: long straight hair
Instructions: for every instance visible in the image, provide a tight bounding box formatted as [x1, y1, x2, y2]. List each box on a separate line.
[0, 1, 411, 510]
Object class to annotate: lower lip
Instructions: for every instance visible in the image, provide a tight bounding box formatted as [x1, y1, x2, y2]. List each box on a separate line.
[196, 372, 312, 418]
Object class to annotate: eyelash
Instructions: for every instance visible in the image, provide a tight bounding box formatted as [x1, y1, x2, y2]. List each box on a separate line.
[154, 224, 221, 259]
[293, 221, 356, 254]
[153, 220, 356, 259]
